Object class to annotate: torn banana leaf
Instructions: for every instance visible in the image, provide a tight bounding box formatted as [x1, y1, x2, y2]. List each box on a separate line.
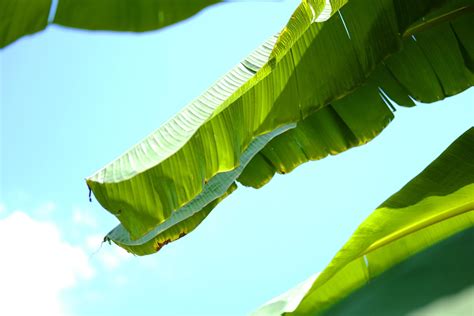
[253, 127, 474, 315]
[88, 0, 473, 254]
[239, 7, 474, 188]
[105, 124, 296, 256]
[0, 0, 219, 48]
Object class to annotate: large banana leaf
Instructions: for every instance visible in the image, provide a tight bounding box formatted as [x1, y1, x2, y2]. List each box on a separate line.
[105, 123, 296, 255]
[239, 1, 474, 187]
[253, 127, 474, 315]
[0, 0, 219, 48]
[88, 0, 473, 255]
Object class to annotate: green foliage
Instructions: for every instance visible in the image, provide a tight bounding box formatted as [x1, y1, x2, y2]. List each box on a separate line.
[105, 124, 295, 255]
[325, 228, 474, 316]
[53, 0, 220, 32]
[0, 0, 219, 48]
[4, 0, 473, 314]
[86, 0, 473, 254]
[0, 0, 51, 48]
[253, 127, 474, 315]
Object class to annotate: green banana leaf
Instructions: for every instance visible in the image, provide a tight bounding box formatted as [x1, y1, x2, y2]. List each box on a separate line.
[105, 123, 296, 255]
[0, 0, 51, 48]
[239, 1, 474, 188]
[325, 228, 474, 316]
[0, 0, 219, 48]
[253, 127, 474, 315]
[88, 0, 473, 255]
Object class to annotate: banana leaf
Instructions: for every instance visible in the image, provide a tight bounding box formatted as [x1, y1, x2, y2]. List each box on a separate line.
[88, 0, 473, 254]
[325, 228, 474, 316]
[0, 0, 51, 48]
[105, 123, 295, 255]
[253, 127, 474, 315]
[0, 0, 219, 48]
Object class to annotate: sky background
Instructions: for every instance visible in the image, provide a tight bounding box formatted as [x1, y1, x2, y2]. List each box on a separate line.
[0, 1, 473, 315]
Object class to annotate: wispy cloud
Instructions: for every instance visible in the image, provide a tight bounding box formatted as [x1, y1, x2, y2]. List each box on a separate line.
[0, 209, 94, 316]
[97, 245, 130, 269]
[35, 201, 56, 217]
[85, 234, 131, 270]
[85, 234, 104, 251]
[72, 206, 97, 228]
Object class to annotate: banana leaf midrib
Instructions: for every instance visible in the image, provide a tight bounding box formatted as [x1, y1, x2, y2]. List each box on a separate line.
[363, 200, 474, 255]
[302, 204, 474, 310]
[404, 4, 474, 37]
[308, 212, 474, 316]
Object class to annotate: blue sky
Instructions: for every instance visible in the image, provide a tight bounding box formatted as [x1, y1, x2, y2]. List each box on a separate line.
[0, 1, 473, 315]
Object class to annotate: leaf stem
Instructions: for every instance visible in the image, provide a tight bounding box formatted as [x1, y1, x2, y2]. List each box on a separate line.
[403, 5, 474, 38]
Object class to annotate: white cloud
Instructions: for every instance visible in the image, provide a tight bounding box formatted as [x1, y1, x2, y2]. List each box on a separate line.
[0, 211, 94, 316]
[0, 203, 5, 214]
[72, 207, 97, 228]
